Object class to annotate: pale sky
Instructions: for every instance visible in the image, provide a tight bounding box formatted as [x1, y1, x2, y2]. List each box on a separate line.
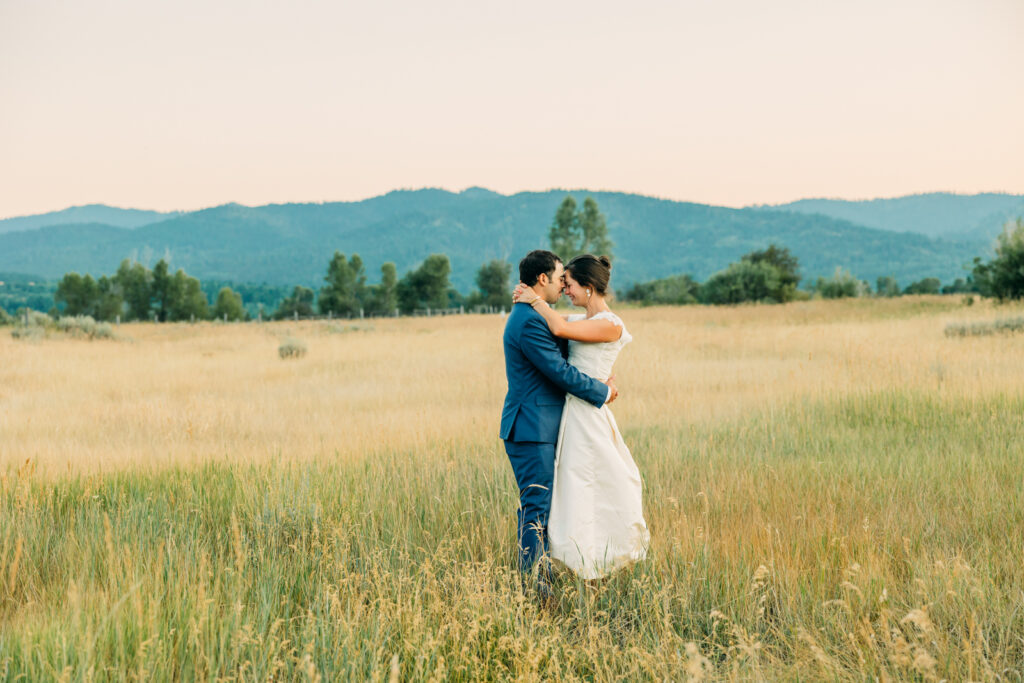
[1, 0, 1022, 219]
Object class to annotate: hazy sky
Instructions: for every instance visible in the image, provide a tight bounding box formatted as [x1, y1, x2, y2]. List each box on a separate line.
[1, 0, 1022, 218]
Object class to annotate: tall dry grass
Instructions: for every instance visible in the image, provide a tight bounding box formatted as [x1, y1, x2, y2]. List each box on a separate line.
[2, 297, 1023, 679]
[3, 296, 1023, 475]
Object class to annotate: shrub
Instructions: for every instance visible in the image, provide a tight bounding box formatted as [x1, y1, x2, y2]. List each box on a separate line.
[941, 278, 977, 295]
[944, 316, 1024, 338]
[0, 307, 12, 326]
[325, 323, 373, 334]
[17, 308, 53, 327]
[700, 261, 781, 305]
[278, 338, 307, 359]
[904, 278, 941, 295]
[814, 268, 867, 299]
[10, 326, 44, 341]
[57, 315, 98, 338]
[53, 316, 116, 340]
[876, 276, 901, 297]
[624, 273, 700, 306]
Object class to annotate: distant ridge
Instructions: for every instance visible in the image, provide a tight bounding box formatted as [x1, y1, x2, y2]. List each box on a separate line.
[0, 204, 180, 234]
[0, 189, 1004, 291]
[761, 192, 1024, 241]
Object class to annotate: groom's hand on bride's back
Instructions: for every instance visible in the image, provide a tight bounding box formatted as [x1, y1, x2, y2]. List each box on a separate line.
[604, 376, 618, 404]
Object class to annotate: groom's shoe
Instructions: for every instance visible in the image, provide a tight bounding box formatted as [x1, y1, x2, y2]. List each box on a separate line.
[520, 563, 557, 608]
[533, 577, 556, 608]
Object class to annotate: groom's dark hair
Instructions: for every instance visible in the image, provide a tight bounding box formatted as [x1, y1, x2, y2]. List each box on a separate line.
[519, 250, 561, 286]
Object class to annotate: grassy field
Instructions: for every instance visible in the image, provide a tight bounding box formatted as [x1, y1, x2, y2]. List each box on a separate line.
[2, 297, 1023, 680]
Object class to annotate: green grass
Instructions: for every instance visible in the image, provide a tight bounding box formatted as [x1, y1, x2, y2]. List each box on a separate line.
[2, 392, 1023, 680]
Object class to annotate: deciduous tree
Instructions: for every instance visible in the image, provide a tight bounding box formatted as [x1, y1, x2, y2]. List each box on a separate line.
[114, 259, 151, 321]
[274, 286, 315, 319]
[475, 259, 512, 309]
[972, 217, 1024, 300]
[320, 252, 367, 317]
[368, 262, 398, 316]
[55, 273, 99, 316]
[170, 271, 210, 320]
[397, 254, 451, 313]
[742, 244, 799, 302]
[212, 286, 245, 321]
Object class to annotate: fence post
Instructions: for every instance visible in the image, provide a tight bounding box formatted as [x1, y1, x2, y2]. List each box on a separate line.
[328, 310, 332, 320]
[294, 310, 298, 321]
[116, 314, 120, 326]
[191, 313, 194, 323]
[224, 313, 228, 323]
[394, 308, 399, 318]
[359, 308, 364, 319]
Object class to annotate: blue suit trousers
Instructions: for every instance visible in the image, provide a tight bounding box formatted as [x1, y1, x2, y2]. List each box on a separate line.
[503, 440, 556, 576]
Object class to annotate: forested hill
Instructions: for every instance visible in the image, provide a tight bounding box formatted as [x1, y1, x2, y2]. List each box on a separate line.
[763, 192, 1024, 241]
[0, 189, 990, 291]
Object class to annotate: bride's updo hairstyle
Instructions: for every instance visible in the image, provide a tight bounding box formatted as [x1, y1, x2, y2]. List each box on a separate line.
[565, 254, 612, 296]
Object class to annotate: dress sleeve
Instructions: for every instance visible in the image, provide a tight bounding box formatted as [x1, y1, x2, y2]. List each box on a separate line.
[592, 311, 631, 345]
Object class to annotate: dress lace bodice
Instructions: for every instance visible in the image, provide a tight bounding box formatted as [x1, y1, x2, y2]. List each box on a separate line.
[566, 311, 632, 379]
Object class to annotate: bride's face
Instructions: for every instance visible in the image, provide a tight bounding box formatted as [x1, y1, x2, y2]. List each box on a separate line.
[563, 272, 588, 307]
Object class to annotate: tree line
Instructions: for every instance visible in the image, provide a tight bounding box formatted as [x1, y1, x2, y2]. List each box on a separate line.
[8, 197, 1023, 322]
[43, 252, 517, 323]
[623, 217, 1024, 305]
[621, 247, 980, 306]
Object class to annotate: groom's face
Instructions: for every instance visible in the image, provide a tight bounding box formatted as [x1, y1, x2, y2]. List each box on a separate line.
[541, 262, 565, 304]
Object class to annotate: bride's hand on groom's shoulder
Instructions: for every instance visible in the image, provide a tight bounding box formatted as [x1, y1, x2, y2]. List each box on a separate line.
[512, 283, 535, 305]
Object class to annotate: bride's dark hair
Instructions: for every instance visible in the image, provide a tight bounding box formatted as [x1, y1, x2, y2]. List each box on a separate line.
[565, 254, 612, 296]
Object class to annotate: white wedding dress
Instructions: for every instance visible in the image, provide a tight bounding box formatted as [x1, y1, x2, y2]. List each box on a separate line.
[548, 311, 650, 579]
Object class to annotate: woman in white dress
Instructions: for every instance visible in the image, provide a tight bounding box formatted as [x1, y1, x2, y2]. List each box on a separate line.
[514, 254, 649, 579]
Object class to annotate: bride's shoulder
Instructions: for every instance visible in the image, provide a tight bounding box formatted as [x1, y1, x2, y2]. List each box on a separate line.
[595, 310, 632, 343]
[592, 310, 625, 326]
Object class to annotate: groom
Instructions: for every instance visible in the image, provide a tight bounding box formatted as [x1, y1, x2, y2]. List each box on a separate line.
[500, 250, 616, 591]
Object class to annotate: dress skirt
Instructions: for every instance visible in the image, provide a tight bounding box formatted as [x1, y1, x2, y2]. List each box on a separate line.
[548, 394, 650, 579]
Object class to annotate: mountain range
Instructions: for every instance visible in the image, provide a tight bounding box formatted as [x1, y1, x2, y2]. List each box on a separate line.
[763, 193, 1024, 241]
[1, 190, 1020, 292]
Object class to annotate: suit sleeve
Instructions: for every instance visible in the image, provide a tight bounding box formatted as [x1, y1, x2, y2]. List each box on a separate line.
[519, 316, 610, 408]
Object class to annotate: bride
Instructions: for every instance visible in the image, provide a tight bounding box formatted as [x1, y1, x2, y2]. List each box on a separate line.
[514, 254, 649, 579]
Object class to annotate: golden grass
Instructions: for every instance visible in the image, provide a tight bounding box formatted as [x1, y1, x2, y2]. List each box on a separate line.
[2, 296, 1022, 474]
[1, 296, 1023, 680]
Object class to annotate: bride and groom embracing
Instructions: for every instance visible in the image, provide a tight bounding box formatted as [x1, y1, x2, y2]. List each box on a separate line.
[500, 250, 649, 597]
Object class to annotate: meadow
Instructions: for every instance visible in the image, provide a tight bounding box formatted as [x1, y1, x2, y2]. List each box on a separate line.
[2, 297, 1023, 680]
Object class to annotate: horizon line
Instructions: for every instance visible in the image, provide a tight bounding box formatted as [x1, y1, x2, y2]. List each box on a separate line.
[2, 186, 1023, 222]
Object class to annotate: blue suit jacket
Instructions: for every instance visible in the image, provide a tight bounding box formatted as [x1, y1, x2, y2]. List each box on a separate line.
[500, 302, 609, 443]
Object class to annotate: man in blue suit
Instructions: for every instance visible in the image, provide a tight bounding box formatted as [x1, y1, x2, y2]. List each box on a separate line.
[500, 250, 616, 592]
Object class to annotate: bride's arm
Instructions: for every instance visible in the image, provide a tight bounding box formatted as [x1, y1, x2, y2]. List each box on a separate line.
[513, 282, 623, 342]
[528, 298, 621, 342]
